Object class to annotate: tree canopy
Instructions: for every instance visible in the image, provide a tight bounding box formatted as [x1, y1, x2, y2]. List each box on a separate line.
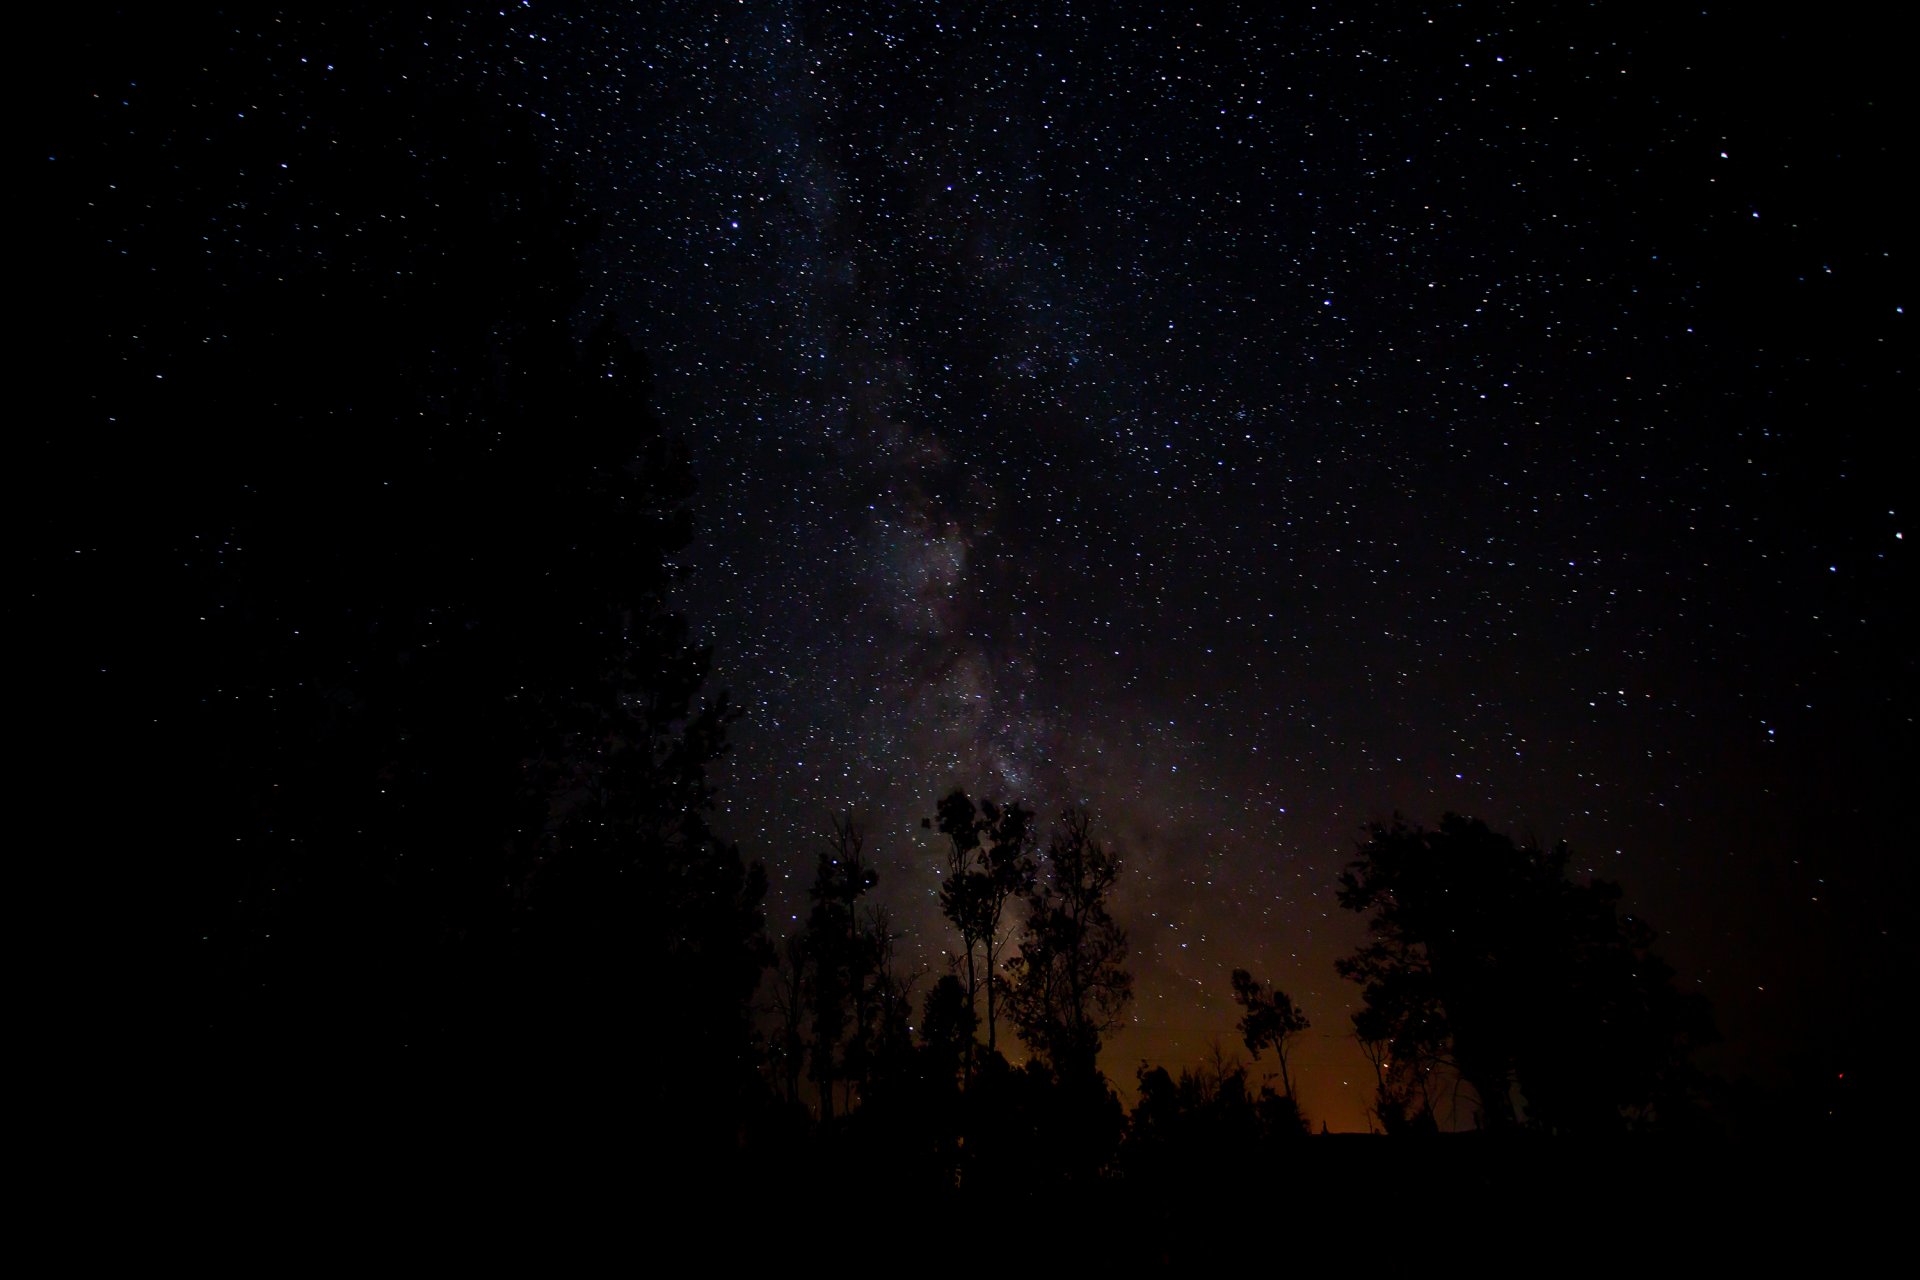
[928, 789, 1038, 1065]
[1337, 814, 1713, 1133]
[1230, 969, 1310, 1102]
[1005, 807, 1134, 1087]
[109, 35, 772, 1137]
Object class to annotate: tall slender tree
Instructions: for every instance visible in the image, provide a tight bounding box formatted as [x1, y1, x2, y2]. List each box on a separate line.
[930, 793, 987, 1076]
[928, 791, 1037, 1066]
[804, 817, 881, 1121]
[978, 801, 1039, 1056]
[1005, 807, 1132, 1086]
[1229, 969, 1310, 1102]
[768, 932, 811, 1108]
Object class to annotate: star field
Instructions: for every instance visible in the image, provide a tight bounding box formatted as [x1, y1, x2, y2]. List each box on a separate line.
[50, 4, 1909, 1130]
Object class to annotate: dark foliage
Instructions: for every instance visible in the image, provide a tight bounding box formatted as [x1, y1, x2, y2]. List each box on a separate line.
[63, 13, 769, 1145]
[1337, 814, 1714, 1133]
[919, 974, 979, 1090]
[798, 817, 922, 1120]
[1230, 969, 1311, 1101]
[1005, 807, 1134, 1086]
[1130, 1051, 1303, 1155]
[926, 789, 1038, 1065]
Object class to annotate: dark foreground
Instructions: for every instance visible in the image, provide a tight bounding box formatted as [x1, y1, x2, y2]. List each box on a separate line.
[107, 1100, 1884, 1267]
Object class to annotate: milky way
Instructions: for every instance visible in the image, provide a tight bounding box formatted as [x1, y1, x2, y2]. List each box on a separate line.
[442, 4, 1900, 1126]
[58, 4, 1908, 1129]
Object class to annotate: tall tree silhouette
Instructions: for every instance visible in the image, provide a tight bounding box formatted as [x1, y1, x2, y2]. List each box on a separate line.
[768, 932, 812, 1109]
[803, 817, 882, 1121]
[927, 790, 1038, 1069]
[513, 323, 769, 1126]
[919, 975, 979, 1090]
[1348, 938, 1449, 1134]
[1005, 807, 1133, 1086]
[1229, 969, 1310, 1103]
[1337, 814, 1711, 1133]
[69, 11, 771, 1135]
[860, 905, 922, 1106]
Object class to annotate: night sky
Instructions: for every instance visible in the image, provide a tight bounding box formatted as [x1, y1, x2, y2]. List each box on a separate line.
[54, 5, 1908, 1131]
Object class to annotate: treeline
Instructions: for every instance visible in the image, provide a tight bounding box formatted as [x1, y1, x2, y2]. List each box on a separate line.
[753, 797, 1139, 1189]
[746, 796, 1717, 1193]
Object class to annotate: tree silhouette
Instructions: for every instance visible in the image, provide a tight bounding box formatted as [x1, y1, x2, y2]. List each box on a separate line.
[1122, 1036, 1309, 1201]
[859, 904, 922, 1106]
[927, 790, 1038, 1070]
[1337, 813, 1712, 1133]
[1229, 969, 1310, 1103]
[1005, 807, 1133, 1086]
[1348, 950, 1448, 1134]
[803, 817, 883, 1121]
[90, 16, 772, 1141]
[768, 931, 812, 1109]
[513, 327, 769, 1124]
[920, 975, 979, 1090]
